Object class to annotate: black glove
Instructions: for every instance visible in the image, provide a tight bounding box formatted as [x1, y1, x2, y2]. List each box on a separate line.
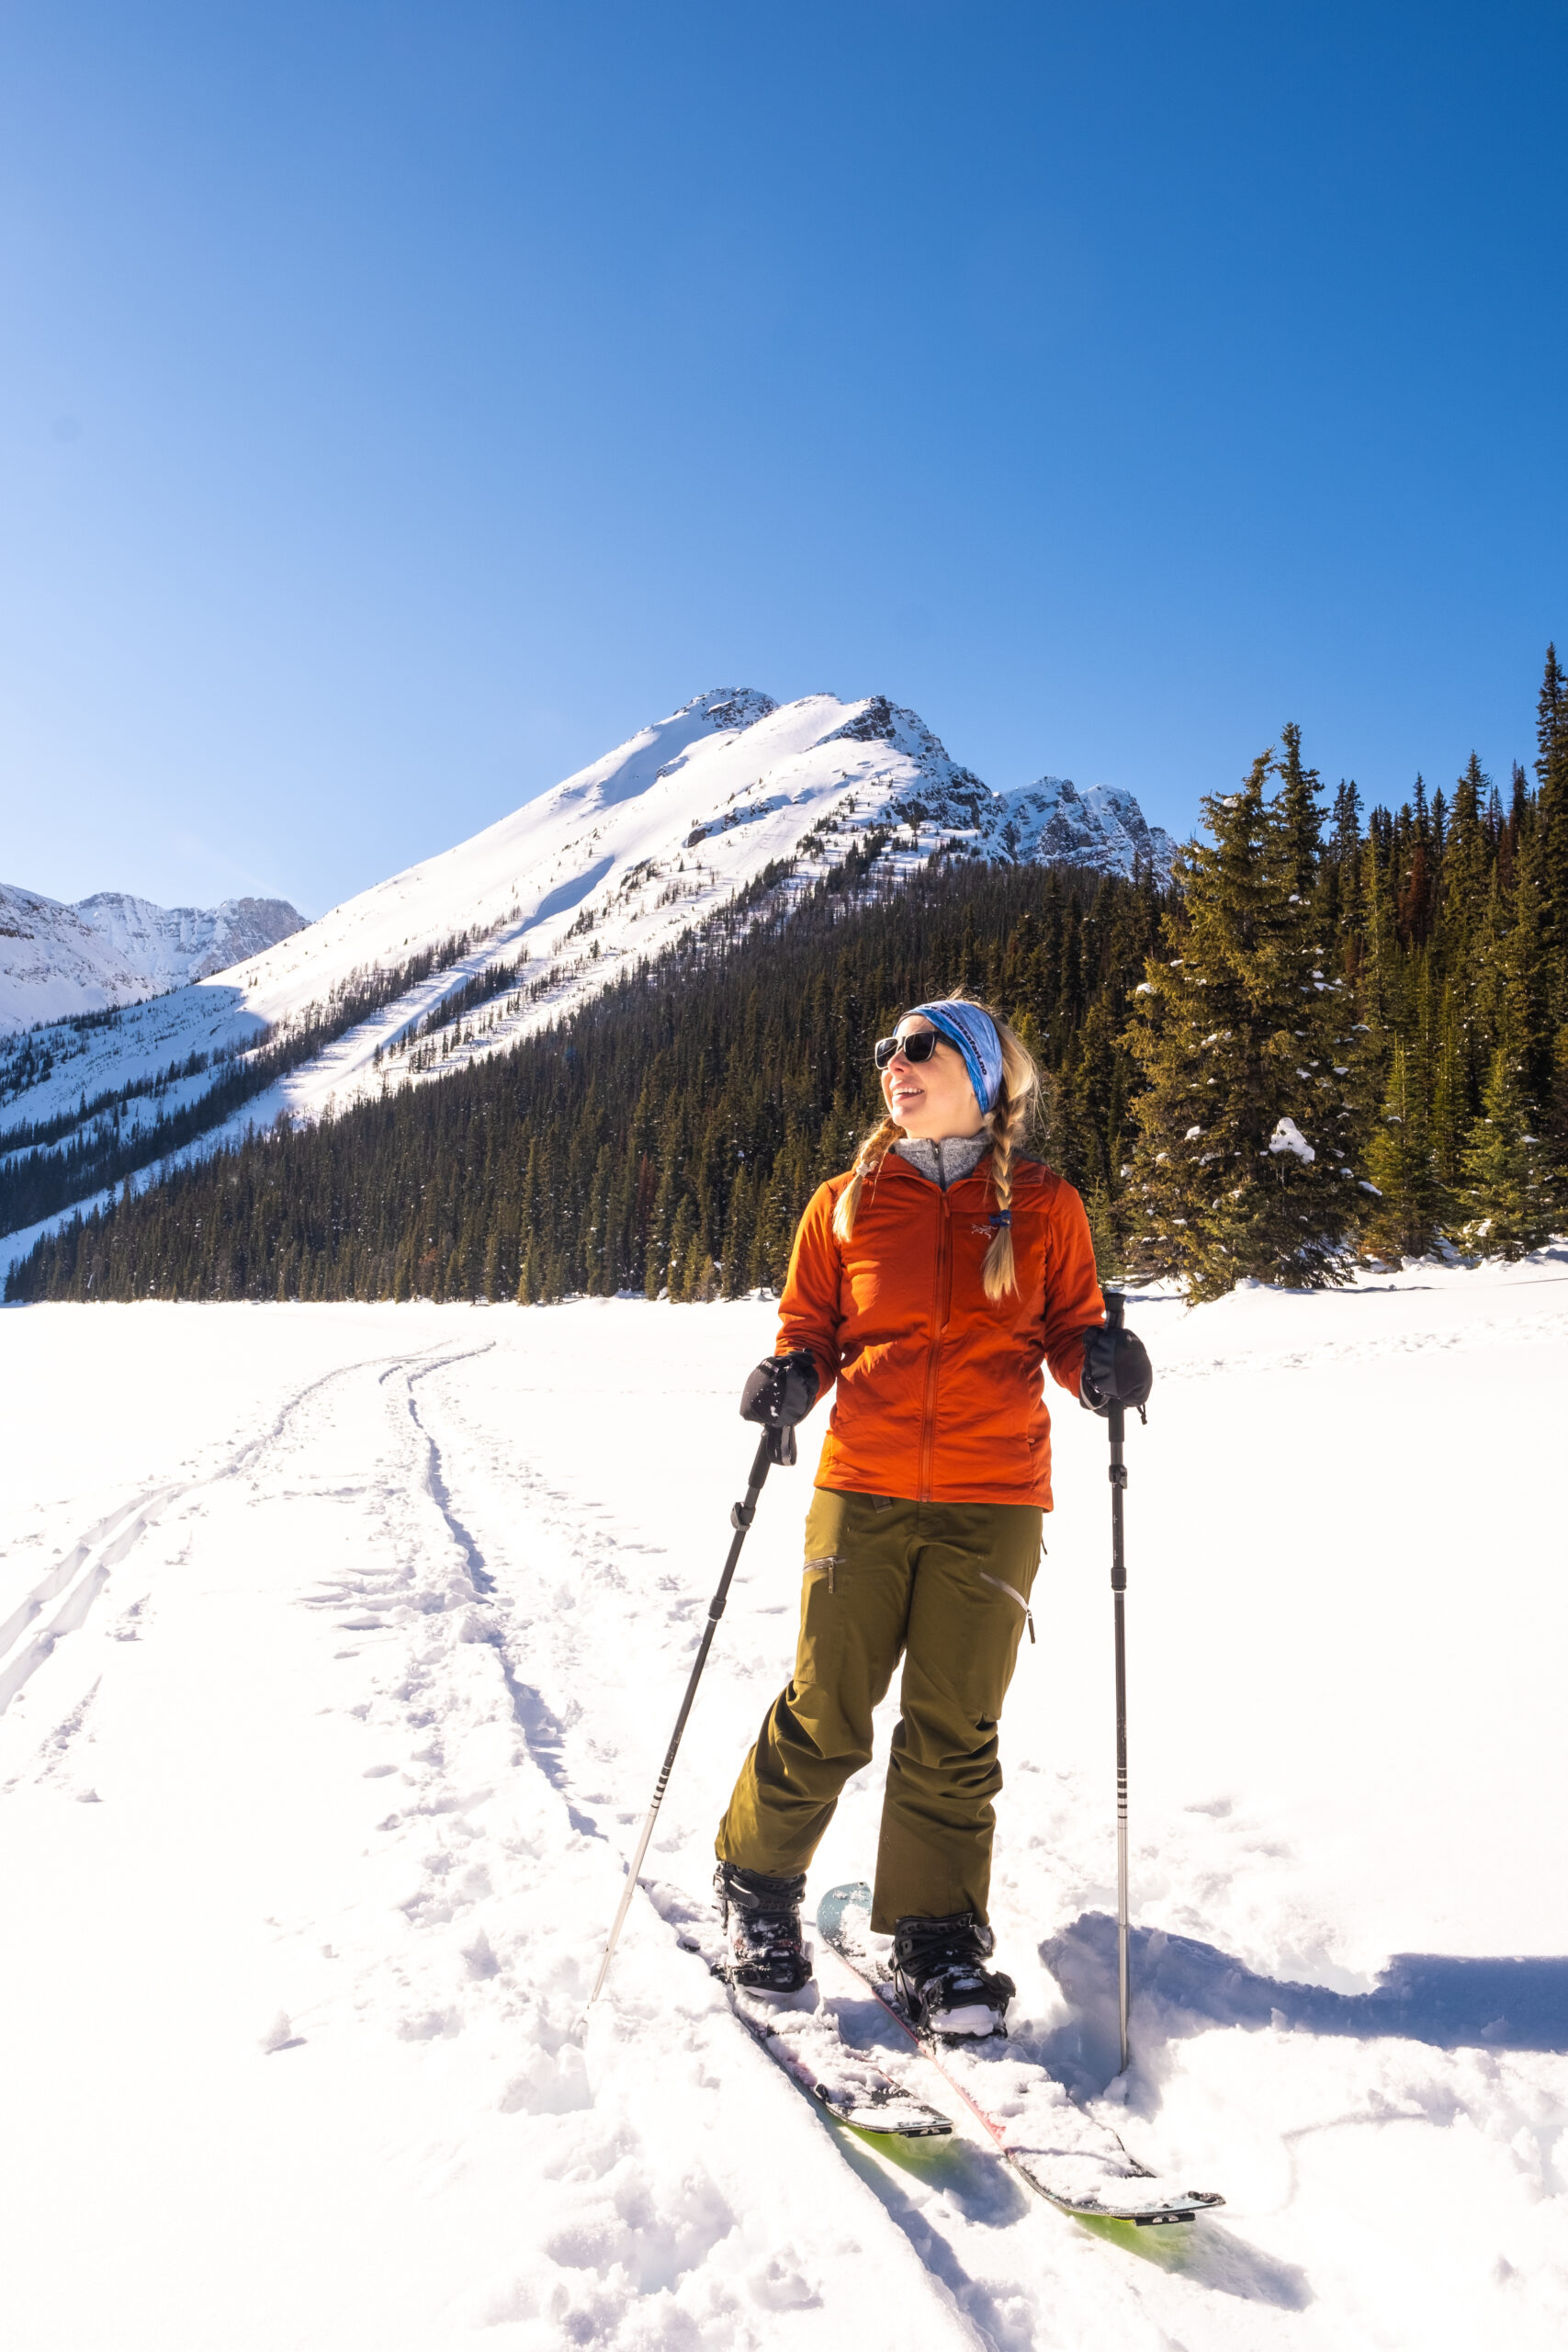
[1079, 1324, 1153, 1416]
[740, 1351, 819, 1429]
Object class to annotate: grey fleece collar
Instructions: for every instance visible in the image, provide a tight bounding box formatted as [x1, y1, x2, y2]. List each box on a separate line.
[892, 1133, 990, 1191]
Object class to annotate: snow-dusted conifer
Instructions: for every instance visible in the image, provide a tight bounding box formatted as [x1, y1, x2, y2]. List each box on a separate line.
[1460, 1038, 1552, 1259]
[1125, 747, 1371, 1299]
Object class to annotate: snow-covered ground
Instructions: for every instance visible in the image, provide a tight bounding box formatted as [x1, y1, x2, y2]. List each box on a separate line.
[2, 1262, 1564, 2349]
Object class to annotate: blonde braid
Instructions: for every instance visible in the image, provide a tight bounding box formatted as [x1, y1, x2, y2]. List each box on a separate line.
[980, 1080, 1029, 1300]
[972, 1001, 1041, 1300]
[831, 1114, 904, 1244]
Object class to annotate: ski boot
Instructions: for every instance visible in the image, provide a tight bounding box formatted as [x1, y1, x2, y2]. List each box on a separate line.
[892, 1912, 1016, 2038]
[715, 1861, 813, 1993]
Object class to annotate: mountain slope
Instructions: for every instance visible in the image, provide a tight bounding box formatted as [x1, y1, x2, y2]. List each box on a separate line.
[0, 887, 305, 1033]
[0, 688, 1175, 1254]
[5, 856, 1156, 1306]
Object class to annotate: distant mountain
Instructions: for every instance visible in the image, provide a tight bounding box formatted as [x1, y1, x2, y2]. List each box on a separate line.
[993, 773, 1176, 876]
[0, 687, 1177, 1259]
[0, 886, 306, 1033]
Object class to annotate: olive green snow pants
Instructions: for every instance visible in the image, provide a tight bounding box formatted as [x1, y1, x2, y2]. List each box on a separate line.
[716, 1489, 1043, 1931]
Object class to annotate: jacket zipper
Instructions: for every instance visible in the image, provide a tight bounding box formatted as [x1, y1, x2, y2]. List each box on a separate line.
[918, 1193, 952, 1502]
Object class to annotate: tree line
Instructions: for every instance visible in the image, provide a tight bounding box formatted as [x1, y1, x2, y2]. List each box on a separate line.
[9, 646, 1566, 1306]
[1125, 656, 1568, 1294]
[6, 860, 1159, 1304]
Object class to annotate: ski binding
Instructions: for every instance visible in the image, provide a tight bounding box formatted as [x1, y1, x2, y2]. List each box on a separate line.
[818, 1883, 1224, 2225]
[672, 1928, 953, 2141]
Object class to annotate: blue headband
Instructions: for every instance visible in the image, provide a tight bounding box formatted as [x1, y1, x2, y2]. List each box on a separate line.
[907, 1001, 1004, 1115]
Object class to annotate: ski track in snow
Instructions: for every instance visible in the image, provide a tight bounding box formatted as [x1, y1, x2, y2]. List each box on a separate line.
[0, 1323, 970, 2350]
[1, 1275, 1566, 2347]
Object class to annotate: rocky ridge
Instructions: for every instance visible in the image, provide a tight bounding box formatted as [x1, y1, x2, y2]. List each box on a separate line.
[0, 886, 306, 1034]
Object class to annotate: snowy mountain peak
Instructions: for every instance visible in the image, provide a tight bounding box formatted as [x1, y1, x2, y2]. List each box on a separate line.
[685, 685, 777, 733]
[0, 885, 306, 1034]
[2, 686, 1178, 1263]
[537, 687, 778, 821]
[992, 774, 1178, 879]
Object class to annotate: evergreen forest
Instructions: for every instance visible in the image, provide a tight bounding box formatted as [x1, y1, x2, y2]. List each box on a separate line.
[10, 649, 1568, 1307]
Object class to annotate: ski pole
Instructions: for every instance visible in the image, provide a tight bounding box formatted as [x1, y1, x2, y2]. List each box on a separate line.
[1106, 1288, 1132, 2076]
[586, 1421, 795, 2009]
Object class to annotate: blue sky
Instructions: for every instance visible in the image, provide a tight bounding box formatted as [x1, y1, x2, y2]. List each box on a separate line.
[4, 2, 1565, 916]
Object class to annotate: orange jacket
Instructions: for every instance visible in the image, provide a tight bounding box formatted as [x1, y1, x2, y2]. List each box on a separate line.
[776, 1149, 1105, 1509]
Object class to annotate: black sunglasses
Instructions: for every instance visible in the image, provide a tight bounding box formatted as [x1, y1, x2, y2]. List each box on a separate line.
[874, 1030, 942, 1070]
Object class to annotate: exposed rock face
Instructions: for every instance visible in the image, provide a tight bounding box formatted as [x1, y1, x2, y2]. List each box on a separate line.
[0, 886, 307, 1031]
[989, 775, 1177, 878]
[874, 707, 1176, 882]
[697, 688, 777, 734]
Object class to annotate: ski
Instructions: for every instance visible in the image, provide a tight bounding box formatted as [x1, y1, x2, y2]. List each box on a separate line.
[660, 1892, 953, 2141]
[818, 1882, 1224, 2225]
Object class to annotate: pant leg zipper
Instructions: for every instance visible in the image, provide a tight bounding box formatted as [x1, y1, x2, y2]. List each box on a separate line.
[977, 1569, 1036, 1644]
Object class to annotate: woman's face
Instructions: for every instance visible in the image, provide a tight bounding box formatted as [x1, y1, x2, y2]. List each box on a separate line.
[880, 1015, 984, 1139]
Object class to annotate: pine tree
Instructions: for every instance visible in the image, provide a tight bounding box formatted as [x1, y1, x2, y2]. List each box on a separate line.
[1276, 722, 1324, 901]
[1428, 982, 1470, 1195]
[1535, 645, 1568, 1024]
[1125, 752, 1370, 1299]
[1361, 1040, 1441, 1262]
[1083, 1178, 1122, 1279]
[1460, 1045, 1552, 1258]
[665, 1194, 696, 1299]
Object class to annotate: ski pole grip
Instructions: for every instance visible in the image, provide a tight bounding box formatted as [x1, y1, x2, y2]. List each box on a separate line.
[1105, 1290, 1125, 1445]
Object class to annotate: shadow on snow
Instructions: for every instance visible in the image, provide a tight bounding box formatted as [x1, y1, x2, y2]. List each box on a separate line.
[1040, 1911, 1568, 2097]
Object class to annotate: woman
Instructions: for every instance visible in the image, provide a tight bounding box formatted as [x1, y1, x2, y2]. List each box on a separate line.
[714, 996, 1152, 2035]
